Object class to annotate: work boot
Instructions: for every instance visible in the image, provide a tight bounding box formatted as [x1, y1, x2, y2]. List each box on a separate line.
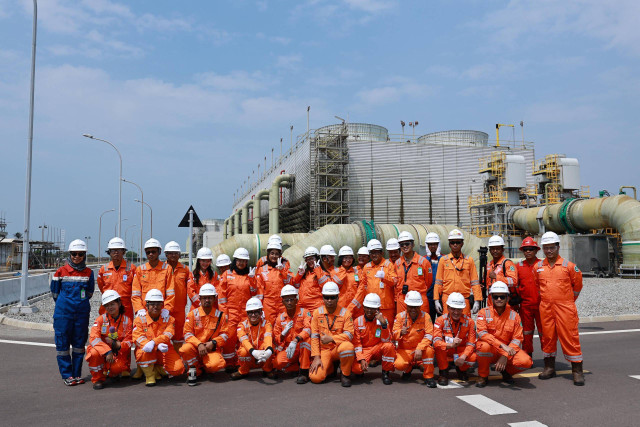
[572, 362, 585, 386]
[438, 369, 449, 386]
[92, 381, 104, 390]
[369, 360, 380, 368]
[141, 366, 156, 387]
[455, 366, 469, 382]
[475, 376, 488, 388]
[538, 357, 557, 380]
[382, 370, 392, 385]
[266, 370, 277, 380]
[501, 371, 515, 384]
[120, 370, 130, 378]
[401, 372, 412, 381]
[230, 371, 246, 381]
[296, 369, 309, 384]
[132, 366, 144, 380]
[187, 367, 197, 387]
[225, 365, 237, 374]
[340, 374, 352, 387]
[424, 377, 437, 388]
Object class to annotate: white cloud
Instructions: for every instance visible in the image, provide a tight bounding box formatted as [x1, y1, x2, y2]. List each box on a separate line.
[276, 54, 302, 69]
[343, 0, 395, 13]
[137, 13, 192, 32]
[355, 77, 433, 107]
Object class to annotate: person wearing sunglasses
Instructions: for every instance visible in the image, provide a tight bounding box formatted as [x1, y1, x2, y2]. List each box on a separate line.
[51, 239, 95, 386]
[515, 237, 543, 357]
[395, 231, 433, 316]
[425, 232, 442, 323]
[485, 235, 519, 308]
[475, 281, 532, 388]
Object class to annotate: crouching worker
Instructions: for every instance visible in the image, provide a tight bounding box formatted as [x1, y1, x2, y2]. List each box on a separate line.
[433, 292, 477, 386]
[180, 284, 229, 386]
[86, 290, 132, 390]
[476, 282, 533, 387]
[231, 297, 275, 380]
[273, 285, 312, 384]
[132, 289, 185, 386]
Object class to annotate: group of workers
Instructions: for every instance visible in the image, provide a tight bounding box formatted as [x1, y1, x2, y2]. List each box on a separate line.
[51, 228, 585, 390]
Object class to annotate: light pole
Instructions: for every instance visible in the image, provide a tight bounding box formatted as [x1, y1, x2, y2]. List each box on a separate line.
[38, 223, 47, 241]
[84, 236, 91, 259]
[116, 218, 127, 236]
[409, 121, 419, 141]
[82, 134, 122, 237]
[122, 178, 144, 264]
[125, 224, 136, 261]
[400, 120, 405, 139]
[135, 199, 153, 237]
[98, 208, 115, 264]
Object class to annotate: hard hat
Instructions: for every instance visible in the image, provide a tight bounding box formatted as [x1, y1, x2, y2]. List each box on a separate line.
[320, 245, 337, 256]
[425, 232, 440, 244]
[489, 281, 510, 294]
[386, 238, 400, 251]
[367, 239, 383, 251]
[404, 290, 423, 307]
[233, 247, 250, 260]
[397, 231, 414, 243]
[145, 289, 164, 302]
[520, 237, 540, 250]
[363, 293, 381, 309]
[447, 229, 464, 241]
[144, 238, 162, 249]
[266, 240, 282, 251]
[280, 285, 298, 297]
[107, 237, 126, 250]
[304, 246, 319, 258]
[245, 297, 263, 311]
[540, 231, 560, 245]
[487, 235, 505, 247]
[196, 247, 213, 260]
[101, 290, 121, 305]
[338, 246, 354, 257]
[164, 241, 181, 253]
[446, 292, 466, 309]
[198, 283, 217, 297]
[357, 246, 369, 256]
[216, 254, 231, 267]
[268, 234, 282, 245]
[68, 239, 87, 252]
[321, 281, 340, 296]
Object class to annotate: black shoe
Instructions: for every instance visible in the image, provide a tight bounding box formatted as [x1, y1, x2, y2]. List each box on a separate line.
[266, 371, 277, 380]
[424, 377, 437, 388]
[230, 371, 246, 381]
[296, 369, 309, 384]
[382, 370, 392, 385]
[355, 373, 364, 379]
[368, 360, 380, 368]
[501, 371, 514, 384]
[455, 366, 469, 382]
[341, 374, 352, 387]
[225, 365, 237, 374]
[438, 369, 449, 386]
[401, 372, 412, 381]
[476, 377, 488, 388]
[92, 381, 104, 390]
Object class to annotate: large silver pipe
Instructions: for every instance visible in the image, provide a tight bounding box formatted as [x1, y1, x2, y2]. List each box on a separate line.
[211, 233, 309, 266]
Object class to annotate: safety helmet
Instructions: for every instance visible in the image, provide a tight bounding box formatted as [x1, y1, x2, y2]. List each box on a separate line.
[367, 239, 383, 252]
[107, 237, 126, 250]
[164, 241, 181, 253]
[489, 281, 510, 294]
[321, 282, 340, 296]
[68, 239, 87, 252]
[404, 290, 423, 307]
[304, 246, 319, 258]
[363, 293, 381, 309]
[540, 231, 560, 245]
[267, 240, 282, 251]
[425, 232, 440, 244]
[101, 290, 121, 305]
[198, 283, 218, 297]
[397, 231, 414, 243]
[144, 238, 162, 249]
[280, 285, 299, 298]
[320, 245, 337, 256]
[520, 237, 540, 250]
[245, 297, 263, 311]
[233, 247, 250, 260]
[357, 246, 369, 256]
[386, 238, 400, 251]
[196, 247, 214, 260]
[216, 254, 232, 267]
[487, 235, 505, 247]
[268, 234, 282, 245]
[338, 246, 354, 257]
[447, 229, 464, 241]
[446, 292, 466, 309]
[145, 289, 164, 302]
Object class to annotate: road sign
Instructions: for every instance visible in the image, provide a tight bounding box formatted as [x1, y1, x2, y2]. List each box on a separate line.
[178, 206, 203, 228]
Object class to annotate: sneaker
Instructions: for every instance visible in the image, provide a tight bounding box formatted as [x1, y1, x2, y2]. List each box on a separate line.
[63, 377, 76, 386]
[73, 377, 85, 385]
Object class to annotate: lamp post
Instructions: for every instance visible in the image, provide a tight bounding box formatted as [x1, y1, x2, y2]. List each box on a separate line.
[82, 134, 122, 237]
[409, 121, 419, 141]
[125, 224, 136, 261]
[98, 208, 115, 264]
[122, 178, 144, 264]
[84, 236, 91, 259]
[38, 223, 47, 242]
[134, 199, 153, 237]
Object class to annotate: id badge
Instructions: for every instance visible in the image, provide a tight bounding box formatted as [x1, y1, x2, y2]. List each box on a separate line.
[354, 275, 359, 282]
[379, 281, 384, 289]
[123, 274, 127, 281]
[375, 329, 381, 338]
[445, 336, 454, 344]
[80, 289, 86, 299]
[101, 324, 107, 334]
[453, 353, 459, 362]
[417, 267, 423, 276]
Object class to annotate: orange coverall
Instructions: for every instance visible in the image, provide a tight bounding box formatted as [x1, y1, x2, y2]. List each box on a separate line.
[348, 259, 398, 329]
[393, 310, 435, 379]
[433, 313, 477, 371]
[97, 260, 135, 320]
[309, 306, 355, 383]
[237, 317, 274, 375]
[534, 256, 583, 362]
[476, 306, 532, 378]
[292, 266, 327, 312]
[396, 253, 433, 314]
[179, 306, 229, 374]
[131, 262, 175, 315]
[351, 314, 396, 374]
[85, 313, 133, 383]
[336, 265, 361, 318]
[167, 262, 192, 344]
[434, 254, 481, 315]
[256, 263, 292, 324]
[132, 314, 184, 376]
[485, 255, 518, 307]
[516, 259, 543, 354]
[273, 307, 312, 372]
[186, 270, 218, 309]
[255, 255, 291, 272]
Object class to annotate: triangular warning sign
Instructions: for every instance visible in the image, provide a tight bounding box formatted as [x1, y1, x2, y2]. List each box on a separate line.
[178, 205, 204, 228]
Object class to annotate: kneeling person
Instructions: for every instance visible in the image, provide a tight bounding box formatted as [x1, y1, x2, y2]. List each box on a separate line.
[232, 298, 275, 380]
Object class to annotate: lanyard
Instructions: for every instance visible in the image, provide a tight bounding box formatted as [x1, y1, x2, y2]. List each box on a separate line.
[447, 318, 461, 338]
[324, 314, 338, 332]
[248, 322, 262, 348]
[403, 259, 413, 281]
[451, 255, 465, 272]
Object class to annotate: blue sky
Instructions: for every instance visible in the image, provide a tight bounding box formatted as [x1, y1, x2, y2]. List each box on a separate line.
[1, 0, 639, 255]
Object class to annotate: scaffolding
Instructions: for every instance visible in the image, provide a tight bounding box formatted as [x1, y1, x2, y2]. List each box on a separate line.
[533, 154, 562, 204]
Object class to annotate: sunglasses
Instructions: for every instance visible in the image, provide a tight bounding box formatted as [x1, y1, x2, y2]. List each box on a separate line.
[247, 310, 261, 316]
[522, 247, 538, 252]
[323, 295, 338, 300]
[399, 242, 412, 247]
[145, 250, 158, 255]
[70, 252, 85, 257]
[492, 294, 508, 300]
[449, 241, 463, 245]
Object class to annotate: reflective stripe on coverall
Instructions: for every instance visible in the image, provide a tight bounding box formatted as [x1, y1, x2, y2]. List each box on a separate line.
[97, 260, 135, 320]
[392, 310, 435, 378]
[433, 313, 477, 371]
[351, 314, 396, 374]
[237, 318, 274, 375]
[516, 259, 543, 354]
[132, 315, 184, 376]
[434, 254, 481, 315]
[179, 307, 229, 374]
[273, 307, 312, 372]
[309, 306, 355, 383]
[86, 313, 133, 383]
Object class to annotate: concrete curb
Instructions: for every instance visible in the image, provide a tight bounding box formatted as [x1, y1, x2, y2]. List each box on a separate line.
[0, 314, 54, 332]
[579, 314, 640, 323]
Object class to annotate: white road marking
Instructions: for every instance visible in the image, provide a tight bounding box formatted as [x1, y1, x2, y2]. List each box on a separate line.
[509, 422, 548, 427]
[436, 380, 463, 389]
[0, 339, 55, 348]
[629, 375, 640, 380]
[534, 328, 640, 338]
[457, 394, 517, 415]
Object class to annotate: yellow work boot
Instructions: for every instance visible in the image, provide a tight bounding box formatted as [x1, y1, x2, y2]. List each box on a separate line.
[120, 370, 131, 378]
[141, 366, 156, 387]
[155, 365, 169, 379]
[132, 365, 144, 380]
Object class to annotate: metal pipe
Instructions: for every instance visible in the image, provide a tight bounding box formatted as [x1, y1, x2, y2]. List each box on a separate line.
[211, 233, 309, 266]
[620, 186, 637, 200]
[223, 218, 229, 239]
[253, 189, 270, 234]
[122, 178, 144, 264]
[269, 174, 294, 234]
[242, 199, 253, 234]
[233, 211, 240, 235]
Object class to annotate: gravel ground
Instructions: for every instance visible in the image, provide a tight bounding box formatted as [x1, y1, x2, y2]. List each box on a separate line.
[4, 277, 639, 324]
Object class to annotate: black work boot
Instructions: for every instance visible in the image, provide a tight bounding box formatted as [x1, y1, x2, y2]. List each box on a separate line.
[455, 366, 469, 382]
[572, 362, 585, 386]
[382, 370, 392, 385]
[340, 374, 352, 387]
[296, 369, 309, 384]
[437, 369, 449, 386]
[501, 371, 515, 384]
[424, 377, 437, 388]
[538, 357, 557, 380]
[475, 376, 488, 388]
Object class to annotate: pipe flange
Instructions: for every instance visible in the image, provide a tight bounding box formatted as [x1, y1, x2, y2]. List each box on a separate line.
[559, 198, 578, 234]
[507, 206, 523, 225]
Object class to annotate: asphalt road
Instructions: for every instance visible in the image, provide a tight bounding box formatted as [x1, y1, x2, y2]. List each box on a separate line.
[1, 321, 639, 427]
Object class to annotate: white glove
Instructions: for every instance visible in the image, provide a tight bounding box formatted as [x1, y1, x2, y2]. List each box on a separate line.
[248, 267, 256, 278]
[314, 260, 320, 268]
[282, 320, 294, 337]
[434, 300, 443, 314]
[251, 349, 263, 361]
[276, 257, 284, 270]
[157, 343, 169, 353]
[286, 341, 297, 359]
[260, 349, 273, 363]
[298, 261, 306, 274]
[136, 309, 147, 318]
[160, 308, 170, 321]
[472, 301, 480, 314]
[142, 340, 155, 353]
[375, 268, 385, 279]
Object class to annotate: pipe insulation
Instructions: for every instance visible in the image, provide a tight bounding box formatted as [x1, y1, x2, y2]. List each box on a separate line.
[210, 233, 309, 266]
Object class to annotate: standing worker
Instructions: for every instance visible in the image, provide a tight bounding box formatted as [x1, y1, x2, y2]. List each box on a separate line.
[336, 246, 360, 316]
[386, 238, 401, 264]
[187, 247, 216, 309]
[256, 235, 291, 271]
[485, 235, 519, 308]
[231, 298, 275, 380]
[131, 238, 174, 318]
[356, 246, 370, 269]
[256, 239, 291, 324]
[425, 232, 442, 322]
[97, 237, 135, 320]
[396, 231, 433, 315]
[535, 231, 585, 386]
[164, 241, 192, 351]
[515, 237, 543, 357]
[51, 239, 95, 386]
[293, 247, 324, 311]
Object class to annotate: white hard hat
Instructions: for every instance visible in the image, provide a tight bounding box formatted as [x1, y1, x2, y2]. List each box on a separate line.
[280, 285, 298, 297]
[198, 283, 217, 297]
[540, 231, 560, 245]
[197, 247, 213, 260]
[101, 290, 121, 305]
[245, 297, 263, 311]
[233, 247, 250, 260]
[267, 240, 282, 251]
[363, 293, 381, 309]
[357, 246, 369, 256]
[404, 290, 423, 307]
[164, 241, 181, 253]
[386, 238, 400, 251]
[321, 281, 340, 296]
[425, 232, 440, 244]
[68, 239, 87, 252]
[107, 237, 126, 250]
[216, 254, 232, 267]
[268, 234, 282, 245]
[489, 281, 510, 294]
[144, 238, 162, 249]
[397, 231, 414, 243]
[304, 246, 319, 258]
[487, 235, 505, 247]
[320, 245, 337, 256]
[367, 239, 383, 251]
[448, 229, 464, 241]
[338, 246, 354, 257]
[446, 292, 466, 309]
[145, 289, 164, 302]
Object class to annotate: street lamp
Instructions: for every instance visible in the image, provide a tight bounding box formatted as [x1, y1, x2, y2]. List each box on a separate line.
[38, 223, 47, 241]
[82, 134, 122, 237]
[122, 178, 144, 264]
[409, 121, 419, 141]
[134, 199, 153, 237]
[125, 224, 137, 261]
[84, 236, 91, 258]
[98, 208, 115, 264]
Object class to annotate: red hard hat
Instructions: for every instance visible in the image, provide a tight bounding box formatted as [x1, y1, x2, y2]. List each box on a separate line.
[520, 237, 540, 250]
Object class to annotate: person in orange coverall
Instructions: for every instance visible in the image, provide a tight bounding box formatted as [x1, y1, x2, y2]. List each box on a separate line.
[164, 241, 192, 351]
[256, 240, 292, 324]
[335, 246, 360, 311]
[515, 237, 543, 356]
[475, 281, 532, 388]
[231, 297, 275, 380]
[85, 290, 132, 390]
[393, 291, 437, 388]
[309, 282, 355, 387]
[293, 247, 325, 312]
[97, 237, 135, 320]
[186, 247, 217, 309]
[131, 238, 174, 319]
[396, 231, 433, 314]
[485, 235, 519, 308]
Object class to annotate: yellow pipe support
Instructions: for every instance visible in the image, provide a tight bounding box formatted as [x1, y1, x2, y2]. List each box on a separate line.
[620, 186, 637, 200]
[241, 200, 253, 234]
[253, 189, 269, 235]
[210, 233, 309, 266]
[269, 174, 294, 234]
